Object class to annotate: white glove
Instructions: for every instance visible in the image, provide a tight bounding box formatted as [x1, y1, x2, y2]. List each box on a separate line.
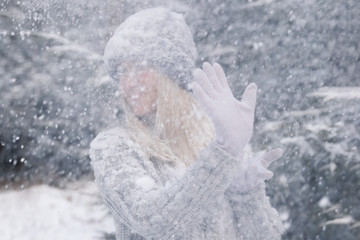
[192, 62, 257, 158]
[229, 148, 283, 193]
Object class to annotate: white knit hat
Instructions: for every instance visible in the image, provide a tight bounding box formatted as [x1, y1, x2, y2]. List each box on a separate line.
[104, 7, 197, 91]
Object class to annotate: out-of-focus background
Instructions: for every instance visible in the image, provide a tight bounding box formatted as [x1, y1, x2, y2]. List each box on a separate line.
[1, 0, 359, 239]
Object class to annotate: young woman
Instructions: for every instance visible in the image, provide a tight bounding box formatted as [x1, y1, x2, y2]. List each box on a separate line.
[90, 7, 284, 240]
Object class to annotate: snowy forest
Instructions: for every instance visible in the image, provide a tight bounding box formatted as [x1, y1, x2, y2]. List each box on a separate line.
[1, 0, 359, 239]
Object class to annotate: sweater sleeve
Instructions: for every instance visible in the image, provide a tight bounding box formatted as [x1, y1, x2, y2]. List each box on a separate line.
[224, 182, 285, 240]
[89, 128, 240, 240]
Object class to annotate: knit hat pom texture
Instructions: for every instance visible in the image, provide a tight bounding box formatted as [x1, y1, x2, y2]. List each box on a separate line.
[104, 7, 197, 90]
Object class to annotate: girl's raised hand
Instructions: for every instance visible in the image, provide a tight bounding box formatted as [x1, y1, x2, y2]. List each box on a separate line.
[192, 62, 257, 158]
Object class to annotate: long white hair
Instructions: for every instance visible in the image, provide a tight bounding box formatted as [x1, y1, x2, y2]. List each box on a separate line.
[122, 73, 215, 167]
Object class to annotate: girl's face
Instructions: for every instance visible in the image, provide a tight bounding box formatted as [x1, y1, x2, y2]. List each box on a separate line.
[118, 63, 158, 116]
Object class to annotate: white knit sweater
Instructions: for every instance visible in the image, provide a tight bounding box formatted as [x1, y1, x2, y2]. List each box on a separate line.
[90, 127, 284, 239]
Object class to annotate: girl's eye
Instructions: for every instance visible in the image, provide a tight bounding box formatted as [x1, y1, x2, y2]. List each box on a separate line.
[117, 66, 128, 74]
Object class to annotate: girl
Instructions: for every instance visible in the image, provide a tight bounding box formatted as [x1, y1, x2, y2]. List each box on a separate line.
[90, 7, 284, 240]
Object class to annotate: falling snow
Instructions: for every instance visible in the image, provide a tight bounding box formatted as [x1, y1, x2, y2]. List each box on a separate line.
[1, 0, 359, 239]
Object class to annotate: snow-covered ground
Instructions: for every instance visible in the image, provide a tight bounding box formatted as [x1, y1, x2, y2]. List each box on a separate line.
[0, 182, 115, 240]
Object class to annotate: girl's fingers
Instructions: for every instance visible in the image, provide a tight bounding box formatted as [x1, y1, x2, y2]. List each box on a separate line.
[258, 168, 274, 180]
[261, 148, 283, 167]
[241, 83, 257, 109]
[202, 62, 222, 91]
[193, 68, 214, 97]
[250, 161, 274, 180]
[213, 63, 230, 89]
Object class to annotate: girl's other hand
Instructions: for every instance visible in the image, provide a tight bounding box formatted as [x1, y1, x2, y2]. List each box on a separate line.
[228, 148, 283, 193]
